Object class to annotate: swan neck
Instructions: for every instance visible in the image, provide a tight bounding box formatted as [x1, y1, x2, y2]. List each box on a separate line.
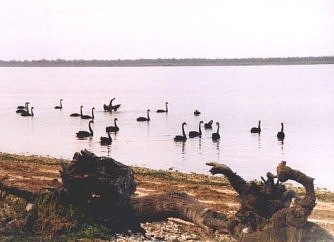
[217, 123, 220, 134]
[60, 99, 62, 108]
[31, 108, 34, 116]
[258, 121, 261, 128]
[166, 103, 168, 112]
[92, 108, 94, 118]
[114, 119, 118, 127]
[281, 123, 284, 132]
[80, 106, 83, 116]
[89, 122, 93, 135]
[182, 124, 186, 137]
[147, 110, 150, 120]
[199, 122, 202, 134]
[108, 131, 112, 141]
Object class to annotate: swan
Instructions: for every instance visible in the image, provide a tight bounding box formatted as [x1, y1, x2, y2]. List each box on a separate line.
[277, 122, 285, 140]
[100, 131, 112, 145]
[54, 99, 63, 109]
[21, 107, 34, 117]
[174, 122, 187, 142]
[17, 102, 29, 110]
[81, 107, 95, 120]
[189, 121, 204, 138]
[109, 98, 121, 112]
[106, 118, 119, 132]
[16, 102, 29, 114]
[137, 109, 150, 122]
[103, 98, 115, 112]
[204, 120, 213, 129]
[70, 105, 83, 117]
[157, 102, 168, 113]
[250, 120, 261, 133]
[212, 122, 220, 141]
[194, 110, 201, 116]
[76, 120, 94, 138]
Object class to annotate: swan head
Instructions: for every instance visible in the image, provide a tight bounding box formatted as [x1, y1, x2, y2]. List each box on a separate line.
[80, 105, 83, 108]
[166, 102, 168, 104]
[216, 122, 219, 126]
[182, 122, 187, 126]
[89, 120, 94, 124]
[92, 107, 95, 110]
[200, 121, 204, 124]
[114, 118, 118, 121]
[147, 109, 151, 112]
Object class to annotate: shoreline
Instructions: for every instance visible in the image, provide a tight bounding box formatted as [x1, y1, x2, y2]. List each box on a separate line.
[1, 57, 334, 67]
[0, 151, 333, 240]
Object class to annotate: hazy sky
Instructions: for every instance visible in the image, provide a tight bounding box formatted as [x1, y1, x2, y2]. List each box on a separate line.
[1, 0, 333, 60]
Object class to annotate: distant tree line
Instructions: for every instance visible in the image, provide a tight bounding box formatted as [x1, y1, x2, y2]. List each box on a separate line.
[0, 56, 333, 67]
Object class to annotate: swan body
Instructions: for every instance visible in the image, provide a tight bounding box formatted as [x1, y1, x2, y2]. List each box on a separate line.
[277, 122, 285, 140]
[106, 118, 119, 132]
[194, 110, 201, 116]
[250, 120, 261, 133]
[189, 121, 203, 138]
[157, 102, 168, 113]
[100, 131, 112, 145]
[204, 120, 213, 129]
[76, 120, 94, 138]
[54, 99, 63, 109]
[174, 122, 187, 142]
[21, 107, 34, 117]
[137, 109, 150, 122]
[81, 107, 95, 120]
[70, 105, 83, 117]
[212, 122, 220, 141]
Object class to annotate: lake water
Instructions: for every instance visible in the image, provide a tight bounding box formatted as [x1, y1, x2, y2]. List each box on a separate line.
[0, 65, 333, 190]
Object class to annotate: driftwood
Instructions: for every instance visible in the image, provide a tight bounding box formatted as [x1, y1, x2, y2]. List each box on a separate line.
[0, 150, 333, 241]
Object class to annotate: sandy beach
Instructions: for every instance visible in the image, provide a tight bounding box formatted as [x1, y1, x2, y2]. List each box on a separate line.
[0, 152, 333, 241]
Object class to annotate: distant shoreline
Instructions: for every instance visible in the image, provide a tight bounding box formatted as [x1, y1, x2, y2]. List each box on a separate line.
[1, 56, 334, 67]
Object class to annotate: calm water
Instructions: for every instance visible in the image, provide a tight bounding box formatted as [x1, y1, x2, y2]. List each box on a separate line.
[0, 65, 333, 190]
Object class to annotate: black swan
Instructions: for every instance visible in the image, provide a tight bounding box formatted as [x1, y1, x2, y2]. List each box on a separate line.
[137, 109, 150, 122]
[100, 131, 112, 145]
[194, 110, 201, 116]
[76, 120, 94, 138]
[212, 122, 220, 141]
[103, 98, 115, 112]
[16, 102, 29, 114]
[250, 120, 261, 133]
[110, 98, 121, 112]
[81, 107, 95, 120]
[54, 99, 63, 109]
[70, 105, 83, 117]
[106, 118, 119, 132]
[277, 122, 285, 140]
[189, 121, 204, 138]
[174, 122, 187, 142]
[17, 102, 29, 110]
[21, 107, 34, 117]
[204, 120, 213, 129]
[157, 102, 168, 113]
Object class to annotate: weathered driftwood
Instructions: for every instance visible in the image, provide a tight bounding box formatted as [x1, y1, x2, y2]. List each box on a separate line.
[0, 151, 333, 241]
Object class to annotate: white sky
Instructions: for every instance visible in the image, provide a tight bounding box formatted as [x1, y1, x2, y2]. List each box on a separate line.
[0, 0, 333, 60]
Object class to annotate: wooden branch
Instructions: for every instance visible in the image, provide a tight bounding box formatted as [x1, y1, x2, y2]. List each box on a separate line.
[130, 192, 230, 234]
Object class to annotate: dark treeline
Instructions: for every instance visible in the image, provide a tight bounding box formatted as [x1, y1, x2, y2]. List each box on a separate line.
[0, 56, 334, 67]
